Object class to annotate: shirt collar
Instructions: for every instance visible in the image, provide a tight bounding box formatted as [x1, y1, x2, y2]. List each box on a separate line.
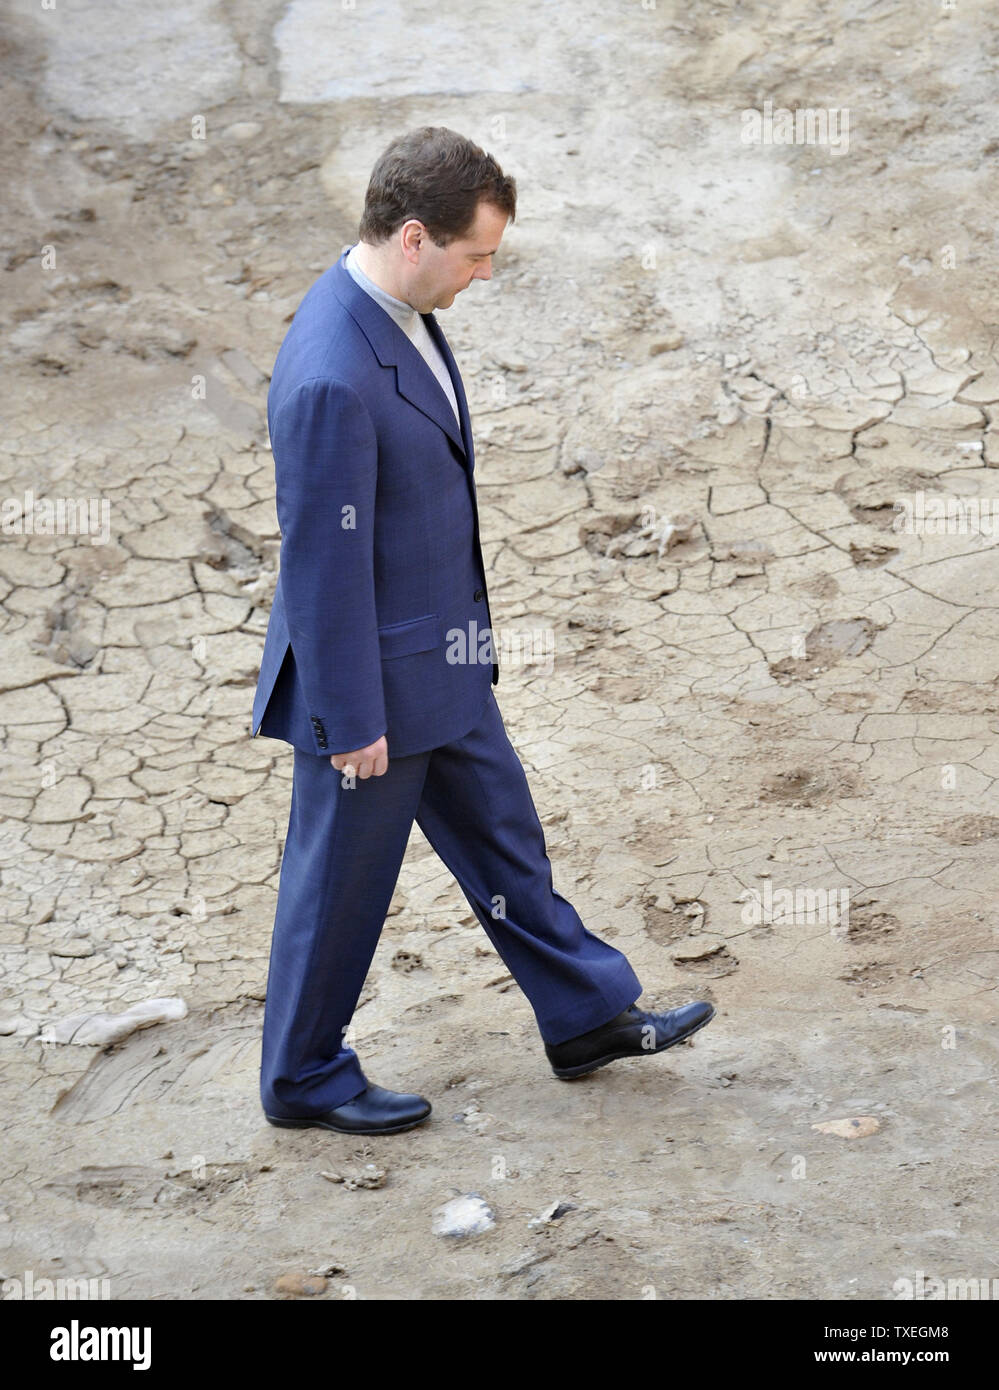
[344, 244, 417, 330]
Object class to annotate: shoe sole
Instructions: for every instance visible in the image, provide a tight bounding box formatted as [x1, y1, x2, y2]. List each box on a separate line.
[549, 1005, 717, 1080]
[265, 1110, 431, 1136]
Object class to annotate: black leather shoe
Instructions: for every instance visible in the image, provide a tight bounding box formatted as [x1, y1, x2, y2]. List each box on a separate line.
[545, 1001, 716, 1079]
[265, 1083, 432, 1135]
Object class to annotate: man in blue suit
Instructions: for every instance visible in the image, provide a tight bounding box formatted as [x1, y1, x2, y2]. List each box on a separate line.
[251, 127, 715, 1135]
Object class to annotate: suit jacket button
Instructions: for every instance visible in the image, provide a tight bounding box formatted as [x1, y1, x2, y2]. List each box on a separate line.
[474, 588, 484, 601]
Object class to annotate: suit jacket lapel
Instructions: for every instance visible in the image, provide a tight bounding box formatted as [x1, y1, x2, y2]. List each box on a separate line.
[422, 310, 475, 475]
[330, 253, 471, 469]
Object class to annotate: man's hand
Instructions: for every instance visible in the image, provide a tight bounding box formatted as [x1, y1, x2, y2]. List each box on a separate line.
[330, 735, 388, 779]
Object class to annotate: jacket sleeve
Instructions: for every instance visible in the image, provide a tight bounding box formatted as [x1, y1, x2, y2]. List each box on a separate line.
[270, 376, 387, 755]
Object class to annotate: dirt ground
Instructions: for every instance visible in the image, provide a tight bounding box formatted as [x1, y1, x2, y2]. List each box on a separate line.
[1, 0, 997, 1301]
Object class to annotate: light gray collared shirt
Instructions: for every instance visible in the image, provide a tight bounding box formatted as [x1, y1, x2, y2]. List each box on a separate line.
[344, 244, 462, 428]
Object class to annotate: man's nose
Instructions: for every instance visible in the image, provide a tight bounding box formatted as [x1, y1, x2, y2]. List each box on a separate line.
[473, 260, 492, 281]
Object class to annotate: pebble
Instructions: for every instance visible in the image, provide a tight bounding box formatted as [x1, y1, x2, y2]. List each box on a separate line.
[811, 1116, 880, 1139]
[527, 1199, 576, 1228]
[274, 1272, 327, 1297]
[432, 1194, 495, 1237]
[320, 1163, 386, 1191]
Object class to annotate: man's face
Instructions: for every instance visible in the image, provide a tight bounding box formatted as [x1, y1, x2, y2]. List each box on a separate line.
[408, 199, 508, 313]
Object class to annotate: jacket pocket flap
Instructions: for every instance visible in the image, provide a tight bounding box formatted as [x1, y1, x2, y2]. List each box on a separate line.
[377, 612, 440, 659]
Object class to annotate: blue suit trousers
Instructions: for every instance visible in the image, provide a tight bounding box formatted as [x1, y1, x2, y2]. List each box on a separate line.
[260, 687, 643, 1116]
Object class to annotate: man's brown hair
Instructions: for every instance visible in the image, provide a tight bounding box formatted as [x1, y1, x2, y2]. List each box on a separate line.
[358, 126, 517, 248]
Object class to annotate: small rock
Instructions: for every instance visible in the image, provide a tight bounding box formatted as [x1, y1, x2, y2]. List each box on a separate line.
[811, 1116, 880, 1139]
[650, 333, 684, 354]
[223, 122, 263, 142]
[432, 1194, 495, 1237]
[672, 938, 726, 962]
[274, 1272, 327, 1297]
[453, 1100, 494, 1133]
[320, 1163, 386, 1190]
[461, 1111, 494, 1134]
[527, 1199, 576, 1228]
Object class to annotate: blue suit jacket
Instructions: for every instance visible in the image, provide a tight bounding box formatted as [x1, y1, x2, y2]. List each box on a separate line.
[251, 246, 499, 758]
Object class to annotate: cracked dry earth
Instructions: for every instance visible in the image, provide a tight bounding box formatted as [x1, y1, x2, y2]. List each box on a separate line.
[1, 0, 998, 1302]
